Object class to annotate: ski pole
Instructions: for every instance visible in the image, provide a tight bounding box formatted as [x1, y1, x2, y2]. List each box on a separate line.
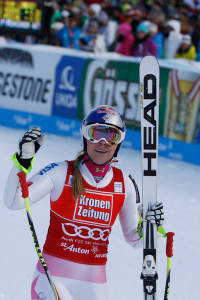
[164, 232, 175, 300]
[17, 172, 60, 300]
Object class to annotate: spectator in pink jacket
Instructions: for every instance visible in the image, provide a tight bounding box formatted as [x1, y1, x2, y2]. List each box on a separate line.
[109, 22, 135, 56]
[132, 22, 158, 58]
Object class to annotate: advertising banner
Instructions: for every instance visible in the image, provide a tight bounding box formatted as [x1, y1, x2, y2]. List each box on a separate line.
[164, 69, 200, 143]
[52, 55, 86, 119]
[194, 105, 200, 143]
[0, 107, 82, 138]
[159, 66, 171, 135]
[77, 58, 170, 135]
[78, 58, 141, 130]
[0, 45, 60, 115]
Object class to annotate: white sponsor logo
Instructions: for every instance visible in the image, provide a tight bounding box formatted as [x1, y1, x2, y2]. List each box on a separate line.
[56, 120, 75, 131]
[55, 93, 77, 108]
[79, 195, 111, 209]
[77, 194, 111, 222]
[62, 222, 110, 241]
[60, 242, 90, 254]
[14, 114, 32, 125]
[95, 253, 107, 258]
[91, 246, 99, 253]
[114, 182, 122, 193]
[77, 206, 110, 222]
[59, 66, 76, 91]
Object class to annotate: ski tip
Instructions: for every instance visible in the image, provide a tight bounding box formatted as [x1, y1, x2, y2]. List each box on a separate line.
[140, 55, 158, 64]
[139, 55, 160, 76]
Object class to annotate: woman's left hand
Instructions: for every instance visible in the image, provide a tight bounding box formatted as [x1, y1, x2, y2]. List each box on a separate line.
[145, 202, 164, 227]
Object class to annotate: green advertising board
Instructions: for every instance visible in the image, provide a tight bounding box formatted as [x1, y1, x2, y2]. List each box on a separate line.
[78, 58, 170, 135]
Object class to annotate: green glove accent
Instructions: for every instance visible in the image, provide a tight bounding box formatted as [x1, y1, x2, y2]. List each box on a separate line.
[157, 225, 167, 238]
[137, 218, 167, 240]
[137, 214, 143, 239]
[11, 152, 34, 175]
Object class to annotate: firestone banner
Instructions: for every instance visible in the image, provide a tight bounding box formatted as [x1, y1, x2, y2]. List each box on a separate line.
[0, 45, 59, 115]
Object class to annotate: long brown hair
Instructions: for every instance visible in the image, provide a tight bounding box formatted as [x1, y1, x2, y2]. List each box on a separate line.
[72, 151, 85, 200]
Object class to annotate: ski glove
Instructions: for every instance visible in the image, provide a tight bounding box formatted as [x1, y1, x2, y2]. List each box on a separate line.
[15, 127, 45, 170]
[18, 127, 45, 159]
[145, 202, 164, 227]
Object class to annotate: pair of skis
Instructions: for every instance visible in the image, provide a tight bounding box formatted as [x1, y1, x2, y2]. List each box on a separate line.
[140, 56, 175, 300]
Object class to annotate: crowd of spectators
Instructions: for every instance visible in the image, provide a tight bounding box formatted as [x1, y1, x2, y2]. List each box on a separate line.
[2, 0, 200, 61]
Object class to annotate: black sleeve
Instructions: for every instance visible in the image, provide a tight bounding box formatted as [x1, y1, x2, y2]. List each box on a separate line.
[128, 174, 140, 204]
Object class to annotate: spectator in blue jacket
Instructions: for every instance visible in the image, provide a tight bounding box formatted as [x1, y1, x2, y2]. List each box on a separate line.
[56, 11, 83, 49]
[147, 21, 164, 58]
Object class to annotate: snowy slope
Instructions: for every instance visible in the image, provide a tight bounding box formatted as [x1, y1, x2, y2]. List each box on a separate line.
[0, 126, 199, 300]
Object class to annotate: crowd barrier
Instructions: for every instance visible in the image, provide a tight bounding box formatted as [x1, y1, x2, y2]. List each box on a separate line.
[0, 43, 199, 165]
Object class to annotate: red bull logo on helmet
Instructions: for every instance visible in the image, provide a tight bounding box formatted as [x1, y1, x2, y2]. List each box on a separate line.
[96, 106, 117, 122]
[97, 106, 115, 115]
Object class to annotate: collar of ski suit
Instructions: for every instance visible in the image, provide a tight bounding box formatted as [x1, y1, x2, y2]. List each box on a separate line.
[82, 154, 111, 183]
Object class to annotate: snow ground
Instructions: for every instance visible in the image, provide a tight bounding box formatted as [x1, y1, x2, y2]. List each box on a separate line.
[0, 126, 199, 300]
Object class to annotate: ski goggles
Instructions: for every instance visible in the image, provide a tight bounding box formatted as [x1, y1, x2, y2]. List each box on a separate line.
[82, 123, 125, 145]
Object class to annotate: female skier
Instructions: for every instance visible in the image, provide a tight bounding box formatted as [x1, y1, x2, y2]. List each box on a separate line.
[4, 105, 164, 300]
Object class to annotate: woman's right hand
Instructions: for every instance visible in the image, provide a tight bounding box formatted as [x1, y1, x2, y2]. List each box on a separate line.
[18, 127, 46, 159]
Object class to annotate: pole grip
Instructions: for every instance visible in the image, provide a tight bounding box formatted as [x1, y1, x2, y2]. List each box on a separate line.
[17, 172, 29, 198]
[166, 232, 175, 258]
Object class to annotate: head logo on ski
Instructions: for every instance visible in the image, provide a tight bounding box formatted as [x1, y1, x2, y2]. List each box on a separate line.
[143, 73, 157, 177]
